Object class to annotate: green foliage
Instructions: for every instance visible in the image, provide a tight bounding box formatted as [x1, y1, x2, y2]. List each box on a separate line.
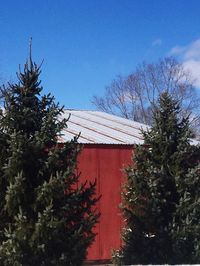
[113, 93, 200, 265]
[0, 57, 99, 266]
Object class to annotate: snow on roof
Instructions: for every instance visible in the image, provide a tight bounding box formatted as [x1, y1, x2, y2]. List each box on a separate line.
[58, 110, 200, 146]
[59, 110, 150, 145]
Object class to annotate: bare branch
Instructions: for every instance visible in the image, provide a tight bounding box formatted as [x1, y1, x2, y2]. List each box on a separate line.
[92, 57, 200, 138]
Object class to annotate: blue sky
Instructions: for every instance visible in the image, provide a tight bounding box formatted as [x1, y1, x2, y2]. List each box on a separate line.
[0, 0, 200, 109]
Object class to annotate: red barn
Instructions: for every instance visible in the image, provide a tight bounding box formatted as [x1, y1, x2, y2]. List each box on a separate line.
[60, 110, 149, 263]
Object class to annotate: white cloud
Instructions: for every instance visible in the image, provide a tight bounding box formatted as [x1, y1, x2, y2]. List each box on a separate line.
[170, 39, 200, 87]
[152, 38, 162, 46]
[183, 60, 200, 87]
[170, 45, 186, 56]
[183, 39, 200, 60]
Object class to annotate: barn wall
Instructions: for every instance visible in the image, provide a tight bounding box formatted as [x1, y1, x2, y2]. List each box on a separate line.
[77, 144, 134, 261]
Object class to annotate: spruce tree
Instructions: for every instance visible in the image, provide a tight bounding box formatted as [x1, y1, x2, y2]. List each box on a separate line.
[0, 55, 99, 266]
[113, 92, 200, 265]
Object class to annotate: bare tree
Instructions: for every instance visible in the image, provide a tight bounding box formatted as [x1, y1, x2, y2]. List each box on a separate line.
[92, 57, 200, 136]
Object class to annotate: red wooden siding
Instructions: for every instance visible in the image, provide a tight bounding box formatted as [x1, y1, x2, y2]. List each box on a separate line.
[77, 144, 134, 261]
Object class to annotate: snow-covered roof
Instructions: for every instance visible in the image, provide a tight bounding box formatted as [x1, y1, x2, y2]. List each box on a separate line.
[58, 110, 200, 146]
[59, 110, 150, 145]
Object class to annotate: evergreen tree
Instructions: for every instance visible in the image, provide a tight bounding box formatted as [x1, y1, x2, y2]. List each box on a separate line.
[0, 55, 99, 266]
[113, 92, 200, 265]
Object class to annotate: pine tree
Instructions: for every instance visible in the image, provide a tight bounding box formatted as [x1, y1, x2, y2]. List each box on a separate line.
[173, 156, 200, 263]
[113, 92, 200, 265]
[0, 54, 99, 266]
